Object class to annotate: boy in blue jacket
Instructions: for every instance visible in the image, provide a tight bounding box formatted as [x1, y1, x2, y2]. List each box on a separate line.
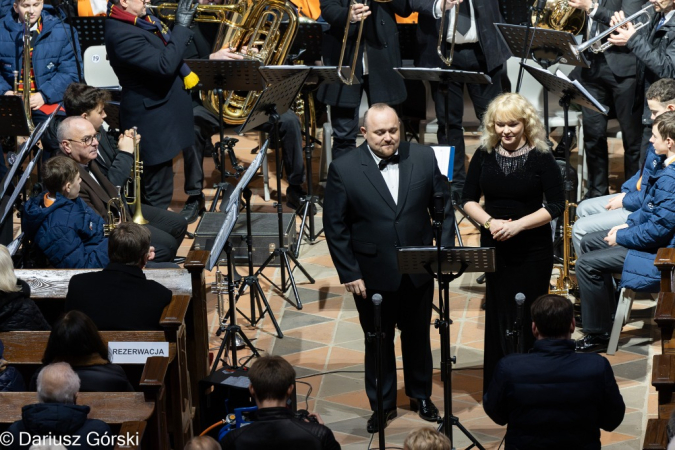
[576, 110, 675, 352]
[22, 156, 109, 268]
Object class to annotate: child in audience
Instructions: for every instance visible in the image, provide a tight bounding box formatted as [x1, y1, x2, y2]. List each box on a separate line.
[403, 428, 451, 450]
[22, 156, 109, 268]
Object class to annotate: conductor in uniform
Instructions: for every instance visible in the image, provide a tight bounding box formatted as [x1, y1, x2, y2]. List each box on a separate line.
[323, 104, 454, 433]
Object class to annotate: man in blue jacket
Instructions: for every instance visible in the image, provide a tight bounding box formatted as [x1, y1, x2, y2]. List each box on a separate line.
[0, 0, 81, 125]
[572, 78, 675, 254]
[483, 294, 625, 450]
[576, 110, 675, 351]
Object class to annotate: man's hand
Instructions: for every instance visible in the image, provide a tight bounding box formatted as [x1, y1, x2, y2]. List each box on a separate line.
[605, 192, 626, 210]
[4, 90, 15, 96]
[607, 10, 636, 46]
[117, 129, 138, 154]
[350, 2, 370, 23]
[148, 246, 156, 261]
[308, 412, 324, 424]
[344, 279, 367, 299]
[175, 0, 197, 28]
[568, 0, 592, 12]
[604, 223, 629, 246]
[30, 92, 45, 109]
[439, 0, 462, 10]
[210, 47, 245, 60]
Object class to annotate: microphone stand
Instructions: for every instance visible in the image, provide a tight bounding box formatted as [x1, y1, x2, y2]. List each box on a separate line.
[515, 0, 547, 94]
[367, 293, 385, 449]
[506, 293, 526, 354]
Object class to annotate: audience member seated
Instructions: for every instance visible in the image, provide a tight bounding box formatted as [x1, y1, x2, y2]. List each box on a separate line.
[31, 311, 133, 392]
[576, 110, 675, 352]
[22, 156, 109, 269]
[8, 362, 113, 450]
[57, 114, 187, 263]
[184, 436, 220, 450]
[483, 294, 625, 449]
[65, 222, 171, 331]
[0, 338, 25, 391]
[403, 428, 451, 450]
[0, 244, 49, 330]
[219, 355, 340, 450]
[572, 78, 675, 254]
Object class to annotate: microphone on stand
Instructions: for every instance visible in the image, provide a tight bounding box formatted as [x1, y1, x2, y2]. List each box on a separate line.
[433, 193, 445, 224]
[515, 293, 526, 353]
[372, 294, 383, 330]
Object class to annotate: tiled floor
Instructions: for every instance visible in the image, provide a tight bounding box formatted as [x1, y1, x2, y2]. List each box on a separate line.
[171, 128, 656, 449]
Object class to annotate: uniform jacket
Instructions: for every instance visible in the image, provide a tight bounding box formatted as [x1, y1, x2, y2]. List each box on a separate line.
[317, 0, 411, 108]
[617, 161, 675, 291]
[621, 144, 664, 212]
[626, 11, 675, 123]
[323, 142, 454, 291]
[0, 5, 81, 104]
[104, 18, 194, 166]
[22, 192, 109, 269]
[483, 339, 625, 450]
[0, 279, 50, 331]
[408, 0, 510, 72]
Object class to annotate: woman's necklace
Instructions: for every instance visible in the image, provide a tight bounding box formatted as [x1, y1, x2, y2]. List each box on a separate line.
[495, 141, 531, 175]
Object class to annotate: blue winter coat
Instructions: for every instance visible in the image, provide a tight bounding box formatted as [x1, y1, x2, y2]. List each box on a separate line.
[621, 144, 665, 212]
[0, 338, 26, 392]
[0, 5, 81, 104]
[22, 193, 109, 269]
[616, 162, 675, 292]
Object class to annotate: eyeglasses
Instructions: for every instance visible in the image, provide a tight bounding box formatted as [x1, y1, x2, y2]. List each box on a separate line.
[66, 133, 100, 146]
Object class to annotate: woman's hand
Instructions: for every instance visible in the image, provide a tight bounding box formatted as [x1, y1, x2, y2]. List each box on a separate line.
[491, 219, 524, 241]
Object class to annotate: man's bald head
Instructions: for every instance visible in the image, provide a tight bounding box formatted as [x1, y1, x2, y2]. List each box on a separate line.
[360, 103, 400, 159]
[37, 362, 80, 404]
[58, 117, 100, 165]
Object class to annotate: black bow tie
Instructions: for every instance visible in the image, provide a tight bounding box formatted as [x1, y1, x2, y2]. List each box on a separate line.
[378, 155, 400, 171]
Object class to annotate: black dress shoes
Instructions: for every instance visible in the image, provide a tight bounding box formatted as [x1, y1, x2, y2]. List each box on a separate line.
[575, 333, 610, 353]
[180, 194, 205, 224]
[286, 185, 305, 210]
[366, 408, 397, 433]
[410, 398, 440, 422]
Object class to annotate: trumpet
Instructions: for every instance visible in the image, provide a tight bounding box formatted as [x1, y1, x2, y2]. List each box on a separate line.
[436, 0, 459, 66]
[571, 2, 654, 56]
[13, 12, 34, 135]
[125, 127, 148, 225]
[104, 186, 127, 236]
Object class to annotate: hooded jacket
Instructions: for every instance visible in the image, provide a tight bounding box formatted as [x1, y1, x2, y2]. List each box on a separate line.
[7, 403, 112, 450]
[22, 192, 109, 269]
[0, 279, 50, 331]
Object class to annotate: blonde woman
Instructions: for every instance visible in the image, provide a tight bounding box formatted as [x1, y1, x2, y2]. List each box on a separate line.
[461, 93, 565, 393]
[0, 245, 50, 331]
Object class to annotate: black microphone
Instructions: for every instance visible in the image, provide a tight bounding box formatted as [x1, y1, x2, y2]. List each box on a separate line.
[372, 294, 383, 330]
[515, 293, 525, 326]
[433, 193, 444, 223]
[534, 0, 547, 12]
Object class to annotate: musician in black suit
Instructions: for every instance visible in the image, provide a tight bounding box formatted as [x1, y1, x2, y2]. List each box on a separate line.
[317, 0, 412, 160]
[569, 0, 642, 199]
[65, 222, 172, 331]
[323, 104, 454, 433]
[608, 0, 675, 157]
[408, 0, 510, 198]
[104, 0, 197, 209]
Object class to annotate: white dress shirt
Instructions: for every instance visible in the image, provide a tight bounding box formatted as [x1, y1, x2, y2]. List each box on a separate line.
[368, 146, 399, 204]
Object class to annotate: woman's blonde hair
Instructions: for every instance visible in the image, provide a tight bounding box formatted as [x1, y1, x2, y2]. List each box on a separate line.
[480, 92, 549, 153]
[403, 427, 451, 450]
[0, 245, 20, 293]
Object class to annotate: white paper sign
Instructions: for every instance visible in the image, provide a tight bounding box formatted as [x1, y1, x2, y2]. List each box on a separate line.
[108, 342, 170, 364]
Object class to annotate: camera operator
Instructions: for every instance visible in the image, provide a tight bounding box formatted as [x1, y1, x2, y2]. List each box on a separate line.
[219, 356, 341, 450]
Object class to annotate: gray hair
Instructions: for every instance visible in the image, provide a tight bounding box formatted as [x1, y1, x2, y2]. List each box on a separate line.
[0, 245, 21, 294]
[37, 362, 81, 404]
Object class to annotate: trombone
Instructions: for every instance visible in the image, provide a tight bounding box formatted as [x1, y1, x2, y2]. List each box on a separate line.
[436, 0, 459, 66]
[571, 2, 654, 56]
[336, 0, 391, 85]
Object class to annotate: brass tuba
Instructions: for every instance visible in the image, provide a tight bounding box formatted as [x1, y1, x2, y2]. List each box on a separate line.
[124, 127, 148, 225]
[12, 12, 35, 134]
[531, 0, 586, 36]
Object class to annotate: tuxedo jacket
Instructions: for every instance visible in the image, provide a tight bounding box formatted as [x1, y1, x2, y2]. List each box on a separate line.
[104, 18, 194, 166]
[323, 142, 455, 292]
[408, 0, 510, 72]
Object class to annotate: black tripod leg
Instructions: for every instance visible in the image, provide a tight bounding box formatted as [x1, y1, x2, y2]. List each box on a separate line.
[286, 249, 315, 283]
[253, 279, 283, 338]
[280, 251, 304, 310]
[295, 201, 311, 257]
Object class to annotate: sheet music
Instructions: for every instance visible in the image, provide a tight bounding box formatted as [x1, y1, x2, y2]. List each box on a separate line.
[527, 65, 608, 114]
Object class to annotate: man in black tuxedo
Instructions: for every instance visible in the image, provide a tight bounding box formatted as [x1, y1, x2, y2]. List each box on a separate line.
[104, 0, 197, 208]
[409, 0, 510, 198]
[609, 0, 675, 157]
[318, 0, 412, 160]
[323, 104, 454, 433]
[65, 222, 172, 331]
[569, 0, 642, 199]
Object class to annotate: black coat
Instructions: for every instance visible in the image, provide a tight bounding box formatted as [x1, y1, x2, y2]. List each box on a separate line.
[30, 361, 134, 393]
[65, 263, 172, 331]
[483, 339, 625, 450]
[8, 403, 113, 450]
[0, 279, 50, 331]
[220, 407, 341, 450]
[323, 142, 454, 291]
[408, 0, 510, 72]
[626, 9, 675, 123]
[316, 0, 411, 108]
[104, 18, 194, 166]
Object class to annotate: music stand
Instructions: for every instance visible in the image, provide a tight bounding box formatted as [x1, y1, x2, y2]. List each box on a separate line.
[288, 22, 324, 62]
[0, 96, 32, 138]
[397, 246, 495, 447]
[185, 59, 265, 213]
[0, 149, 42, 224]
[70, 17, 106, 54]
[239, 67, 315, 310]
[523, 64, 607, 202]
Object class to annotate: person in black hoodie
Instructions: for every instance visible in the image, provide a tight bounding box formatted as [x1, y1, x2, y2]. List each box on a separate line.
[31, 310, 133, 392]
[8, 362, 113, 450]
[0, 244, 50, 331]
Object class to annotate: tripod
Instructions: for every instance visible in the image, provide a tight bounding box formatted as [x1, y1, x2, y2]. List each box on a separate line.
[234, 187, 283, 338]
[210, 89, 241, 213]
[255, 105, 315, 309]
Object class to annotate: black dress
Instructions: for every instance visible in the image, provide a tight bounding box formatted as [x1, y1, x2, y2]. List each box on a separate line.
[462, 146, 564, 393]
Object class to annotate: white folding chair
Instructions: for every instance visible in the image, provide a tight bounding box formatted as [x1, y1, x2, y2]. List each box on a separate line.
[83, 45, 119, 88]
